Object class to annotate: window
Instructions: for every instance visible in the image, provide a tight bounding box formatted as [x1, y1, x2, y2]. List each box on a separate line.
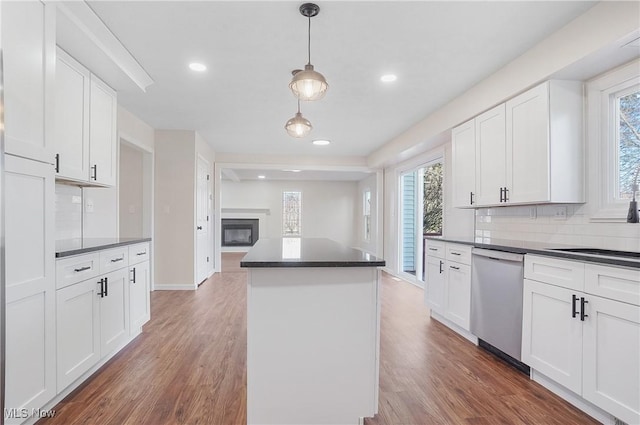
[423, 162, 443, 235]
[615, 87, 640, 200]
[588, 59, 640, 221]
[282, 191, 301, 236]
[363, 190, 371, 242]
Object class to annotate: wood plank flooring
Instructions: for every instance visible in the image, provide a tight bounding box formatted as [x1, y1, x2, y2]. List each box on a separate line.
[38, 253, 599, 425]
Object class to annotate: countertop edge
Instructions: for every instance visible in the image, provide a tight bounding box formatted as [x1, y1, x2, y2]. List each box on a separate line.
[240, 260, 386, 268]
[425, 236, 639, 269]
[56, 238, 152, 258]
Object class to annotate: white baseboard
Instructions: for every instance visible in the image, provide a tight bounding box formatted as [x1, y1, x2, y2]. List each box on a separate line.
[531, 370, 615, 425]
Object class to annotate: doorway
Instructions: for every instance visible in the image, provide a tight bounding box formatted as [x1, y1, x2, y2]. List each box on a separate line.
[399, 160, 443, 285]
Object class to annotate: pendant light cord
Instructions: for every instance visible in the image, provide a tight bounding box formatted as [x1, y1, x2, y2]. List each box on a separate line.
[307, 15, 311, 65]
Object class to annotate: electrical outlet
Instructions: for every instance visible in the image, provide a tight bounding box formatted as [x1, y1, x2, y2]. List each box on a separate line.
[552, 206, 567, 220]
[529, 207, 537, 219]
[85, 198, 94, 213]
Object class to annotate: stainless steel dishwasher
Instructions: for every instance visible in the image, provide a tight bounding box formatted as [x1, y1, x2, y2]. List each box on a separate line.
[470, 248, 529, 373]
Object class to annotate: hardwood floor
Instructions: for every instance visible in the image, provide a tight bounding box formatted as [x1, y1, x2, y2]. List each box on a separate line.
[38, 253, 598, 425]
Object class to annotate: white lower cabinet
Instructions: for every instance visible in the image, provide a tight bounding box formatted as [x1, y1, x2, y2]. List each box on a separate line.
[582, 296, 640, 424]
[424, 255, 445, 314]
[54, 243, 150, 399]
[522, 278, 583, 393]
[523, 255, 640, 425]
[100, 268, 130, 355]
[129, 260, 151, 332]
[56, 278, 101, 391]
[424, 241, 472, 336]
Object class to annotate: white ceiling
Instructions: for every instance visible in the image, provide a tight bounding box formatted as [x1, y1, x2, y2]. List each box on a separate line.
[81, 1, 597, 160]
[222, 168, 372, 182]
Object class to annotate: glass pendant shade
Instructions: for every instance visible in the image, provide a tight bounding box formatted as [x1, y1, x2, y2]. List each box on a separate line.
[289, 64, 328, 101]
[285, 112, 312, 138]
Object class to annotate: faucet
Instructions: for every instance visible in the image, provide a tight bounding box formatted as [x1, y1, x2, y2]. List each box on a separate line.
[627, 165, 639, 223]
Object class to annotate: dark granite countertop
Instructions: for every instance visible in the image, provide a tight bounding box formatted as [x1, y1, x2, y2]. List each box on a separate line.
[56, 237, 151, 258]
[425, 236, 640, 269]
[240, 238, 385, 268]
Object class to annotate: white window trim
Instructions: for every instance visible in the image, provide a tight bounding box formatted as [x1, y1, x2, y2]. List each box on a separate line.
[363, 188, 371, 242]
[588, 58, 640, 222]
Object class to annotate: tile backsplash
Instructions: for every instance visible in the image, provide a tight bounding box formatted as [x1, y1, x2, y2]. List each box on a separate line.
[476, 204, 640, 252]
[55, 183, 82, 240]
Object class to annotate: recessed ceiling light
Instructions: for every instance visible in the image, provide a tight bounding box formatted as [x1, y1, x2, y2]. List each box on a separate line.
[189, 62, 207, 72]
[312, 139, 331, 146]
[380, 74, 397, 83]
[257, 175, 266, 179]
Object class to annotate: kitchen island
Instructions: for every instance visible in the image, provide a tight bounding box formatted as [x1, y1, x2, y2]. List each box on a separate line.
[241, 238, 385, 425]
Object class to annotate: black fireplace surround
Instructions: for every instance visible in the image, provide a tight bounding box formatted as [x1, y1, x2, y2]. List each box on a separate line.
[221, 219, 259, 247]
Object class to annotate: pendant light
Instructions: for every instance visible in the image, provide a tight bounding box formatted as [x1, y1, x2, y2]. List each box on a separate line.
[289, 3, 328, 101]
[285, 100, 313, 138]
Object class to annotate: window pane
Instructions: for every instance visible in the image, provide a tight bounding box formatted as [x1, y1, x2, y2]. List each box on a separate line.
[423, 162, 443, 235]
[618, 89, 640, 200]
[363, 190, 371, 241]
[282, 191, 301, 236]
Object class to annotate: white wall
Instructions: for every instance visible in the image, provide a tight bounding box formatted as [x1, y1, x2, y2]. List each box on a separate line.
[118, 105, 154, 150]
[154, 130, 196, 288]
[119, 143, 144, 238]
[355, 174, 380, 256]
[221, 179, 359, 247]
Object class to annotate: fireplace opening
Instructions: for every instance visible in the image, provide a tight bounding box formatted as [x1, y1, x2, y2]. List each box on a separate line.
[222, 219, 259, 247]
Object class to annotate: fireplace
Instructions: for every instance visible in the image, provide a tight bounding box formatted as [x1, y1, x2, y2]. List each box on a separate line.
[221, 219, 259, 247]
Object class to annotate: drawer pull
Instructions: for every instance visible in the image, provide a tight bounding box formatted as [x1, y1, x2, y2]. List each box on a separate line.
[451, 252, 461, 256]
[439, 260, 444, 274]
[580, 297, 589, 321]
[450, 265, 460, 270]
[429, 248, 438, 251]
[111, 257, 124, 263]
[74, 266, 91, 273]
[571, 294, 578, 318]
[131, 267, 137, 284]
[136, 251, 146, 256]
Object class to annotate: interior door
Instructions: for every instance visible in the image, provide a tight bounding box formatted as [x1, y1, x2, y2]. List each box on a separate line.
[196, 156, 210, 284]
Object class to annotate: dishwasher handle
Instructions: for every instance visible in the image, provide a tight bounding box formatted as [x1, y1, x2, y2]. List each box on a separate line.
[472, 248, 524, 263]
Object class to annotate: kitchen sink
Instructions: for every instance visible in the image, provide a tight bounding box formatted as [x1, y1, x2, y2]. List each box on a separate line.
[550, 248, 640, 259]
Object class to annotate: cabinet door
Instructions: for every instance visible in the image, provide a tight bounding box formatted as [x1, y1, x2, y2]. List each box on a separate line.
[506, 82, 550, 204]
[2, 1, 54, 164]
[56, 279, 101, 392]
[129, 261, 151, 333]
[4, 155, 56, 416]
[583, 296, 640, 425]
[521, 279, 582, 394]
[474, 104, 506, 206]
[100, 268, 130, 356]
[451, 119, 476, 208]
[89, 75, 117, 186]
[424, 255, 445, 314]
[444, 262, 471, 330]
[55, 49, 90, 181]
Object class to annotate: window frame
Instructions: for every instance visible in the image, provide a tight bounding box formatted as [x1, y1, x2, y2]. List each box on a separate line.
[282, 190, 302, 236]
[363, 189, 371, 242]
[588, 59, 640, 222]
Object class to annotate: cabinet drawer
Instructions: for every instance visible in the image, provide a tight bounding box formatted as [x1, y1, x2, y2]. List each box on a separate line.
[56, 252, 100, 289]
[128, 242, 150, 265]
[446, 244, 472, 265]
[425, 240, 446, 259]
[525, 255, 585, 291]
[585, 264, 640, 306]
[99, 247, 129, 273]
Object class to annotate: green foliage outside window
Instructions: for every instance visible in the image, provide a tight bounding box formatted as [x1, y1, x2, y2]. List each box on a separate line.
[423, 163, 442, 235]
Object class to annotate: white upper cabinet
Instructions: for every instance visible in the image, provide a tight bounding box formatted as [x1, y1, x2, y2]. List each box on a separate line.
[451, 119, 476, 208]
[506, 80, 584, 205]
[53, 50, 117, 187]
[89, 75, 118, 187]
[55, 48, 91, 181]
[452, 80, 584, 208]
[2, 1, 55, 164]
[475, 104, 506, 206]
